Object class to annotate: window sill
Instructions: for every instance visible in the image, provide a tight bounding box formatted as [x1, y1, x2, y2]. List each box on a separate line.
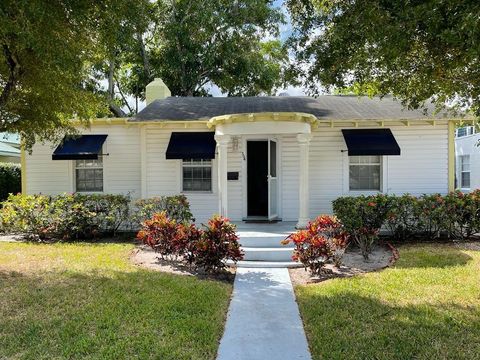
[348, 190, 383, 195]
[181, 191, 214, 195]
[75, 191, 104, 194]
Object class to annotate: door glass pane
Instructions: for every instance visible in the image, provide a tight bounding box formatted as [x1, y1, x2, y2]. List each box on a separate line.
[270, 140, 277, 177]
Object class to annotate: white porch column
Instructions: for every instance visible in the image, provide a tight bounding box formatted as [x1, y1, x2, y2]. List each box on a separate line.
[296, 133, 313, 229]
[215, 134, 231, 217]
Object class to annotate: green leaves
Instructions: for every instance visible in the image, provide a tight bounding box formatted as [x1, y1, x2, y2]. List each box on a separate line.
[143, 0, 287, 96]
[287, 0, 480, 118]
[0, 0, 110, 148]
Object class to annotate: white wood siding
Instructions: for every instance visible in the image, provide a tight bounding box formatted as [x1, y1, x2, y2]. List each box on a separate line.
[308, 125, 449, 216]
[144, 127, 218, 223]
[25, 123, 449, 222]
[455, 133, 480, 191]
[26, 125, 141, 197]
[279, 135, 300, 221]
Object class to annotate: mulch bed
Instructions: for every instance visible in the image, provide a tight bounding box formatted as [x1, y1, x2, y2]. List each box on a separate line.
[289, 244, 398, 286]
[131, 245, 235, 283]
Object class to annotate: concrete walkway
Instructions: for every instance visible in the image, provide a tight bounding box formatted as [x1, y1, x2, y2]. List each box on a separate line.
[217, 268, 312, 360]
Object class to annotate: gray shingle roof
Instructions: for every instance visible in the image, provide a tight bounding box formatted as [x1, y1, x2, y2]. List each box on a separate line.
[133, 96, 454, 122]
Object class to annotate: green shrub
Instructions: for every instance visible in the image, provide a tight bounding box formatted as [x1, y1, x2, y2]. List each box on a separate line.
[385, 194, 445, 241]
[385, 194, 422, 241]
[132, 195, 193, 225]
[332, 194, 392, 259]
[415, 194, 446, 239]
[334, 191, 480, 250]
[442, 190, 480, 239]
[75, 193, 130, 235]
[0, 193, 130, 240]
[0, 163, 21, 201]
[0, 194, 54, 238]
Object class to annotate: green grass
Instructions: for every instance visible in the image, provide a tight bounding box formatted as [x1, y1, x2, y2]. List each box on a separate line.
[296, 244, 480, 360]
[0, 242, 232, 360]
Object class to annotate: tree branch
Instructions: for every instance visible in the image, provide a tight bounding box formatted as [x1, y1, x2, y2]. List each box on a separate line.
[0, 44, 22, 108]
[109, 103, 127, 117]
[114, 75, 133, 114]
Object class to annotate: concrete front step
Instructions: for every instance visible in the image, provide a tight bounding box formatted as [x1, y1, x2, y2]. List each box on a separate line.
[234, 221, 297, 265]
[242, 246, 294, 262]
[238, 235, 292, 248]
[228, 260, 302, 268]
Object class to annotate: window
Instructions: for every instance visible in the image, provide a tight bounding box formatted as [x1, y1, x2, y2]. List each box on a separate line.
[456, 126, 475, 138]
[349, 155, 381, 191]
[75, 158, 103, 192]
[460, 155, 470, 189]
[182, 159, 212, 192]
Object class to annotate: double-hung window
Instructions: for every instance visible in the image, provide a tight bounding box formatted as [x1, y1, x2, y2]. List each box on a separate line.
[460, 155, 471, 189]
[182, 159, 212, 192]
[75, 158, 103, 192]
[349, 155, 381, 191]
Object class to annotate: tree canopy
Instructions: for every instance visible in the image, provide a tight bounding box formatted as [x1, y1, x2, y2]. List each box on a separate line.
[122, 0, 287, 97]
[1, 0, 288, 147]
[0, 0, 106, 148]
[287, 0, 480, 117]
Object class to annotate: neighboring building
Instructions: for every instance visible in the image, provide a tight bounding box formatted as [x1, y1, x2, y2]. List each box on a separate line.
[0, 132, 20, 163]
[455, 126, 479, 192]
[23, 78, 463, 227]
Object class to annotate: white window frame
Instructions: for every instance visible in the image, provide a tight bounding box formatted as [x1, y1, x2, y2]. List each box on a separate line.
[74, 158, 104, 193]
[181, 158, 213, 193]
[343, 153, 387, 194]
[459, 155, 471, 190]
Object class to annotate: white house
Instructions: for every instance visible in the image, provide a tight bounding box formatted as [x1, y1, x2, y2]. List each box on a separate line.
[455, 126, 479, 192]
[23, 78, 462, 228]
[0, 132, 20, 163]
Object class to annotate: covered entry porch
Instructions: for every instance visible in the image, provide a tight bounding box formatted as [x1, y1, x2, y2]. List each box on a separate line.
[211, 113, 316, 229]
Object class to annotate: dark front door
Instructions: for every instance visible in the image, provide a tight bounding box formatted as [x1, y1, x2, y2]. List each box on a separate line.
[247, 140, 268, 217]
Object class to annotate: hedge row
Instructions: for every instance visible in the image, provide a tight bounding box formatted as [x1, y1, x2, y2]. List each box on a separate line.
[0, 163, 21, 201]
[0, 193, 192, 241]
[333, 190, 480, 258]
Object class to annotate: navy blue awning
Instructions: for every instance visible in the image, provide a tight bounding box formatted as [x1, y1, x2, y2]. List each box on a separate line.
[52, 135, 108, 160]
[341, 129, 401, 156]
[166, 132, 216, 159]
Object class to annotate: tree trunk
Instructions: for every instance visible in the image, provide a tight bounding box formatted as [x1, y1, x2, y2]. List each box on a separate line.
[107, 58, 126, 117]
[108, 58, 115, 99]
[137, 33, 151, 82]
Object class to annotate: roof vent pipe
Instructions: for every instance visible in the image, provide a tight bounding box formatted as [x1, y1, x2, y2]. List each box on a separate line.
[146, 78, 171, 105]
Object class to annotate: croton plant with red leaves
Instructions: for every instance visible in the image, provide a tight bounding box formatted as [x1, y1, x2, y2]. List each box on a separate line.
[193, 215, 244, 272]
[282, 215, 349, 275]
[136, 212, 190, 259]
[137, 212, 243, 272]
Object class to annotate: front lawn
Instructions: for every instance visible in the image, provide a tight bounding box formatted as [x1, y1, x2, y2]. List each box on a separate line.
[0, 242, 232, 360]
[296, 244, 480, 360]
